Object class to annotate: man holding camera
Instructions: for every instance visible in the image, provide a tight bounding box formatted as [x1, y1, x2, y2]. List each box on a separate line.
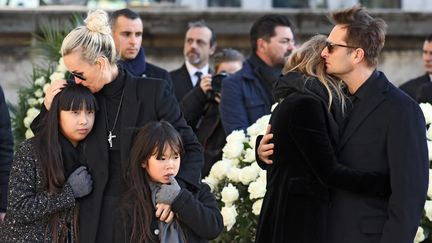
[181, 48, 244, 176]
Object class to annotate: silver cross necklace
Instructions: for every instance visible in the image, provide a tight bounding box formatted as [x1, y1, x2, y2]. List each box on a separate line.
[106, 89, 125, 148]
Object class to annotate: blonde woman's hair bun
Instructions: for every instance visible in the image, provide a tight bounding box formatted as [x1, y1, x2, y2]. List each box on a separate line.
[85, 9, 111, 35]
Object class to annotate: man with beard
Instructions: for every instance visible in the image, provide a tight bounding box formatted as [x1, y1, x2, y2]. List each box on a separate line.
[111, 9, 174, 92]
[220, 14, 295, 134]
[170, 20, 217, 102]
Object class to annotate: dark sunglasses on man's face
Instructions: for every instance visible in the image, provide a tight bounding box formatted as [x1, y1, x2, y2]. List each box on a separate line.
[69, 72, 86, 81]
[325, 41, 359, 53]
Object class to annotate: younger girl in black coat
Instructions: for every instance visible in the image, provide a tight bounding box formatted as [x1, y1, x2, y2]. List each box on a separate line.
[115, 121, 223, 243]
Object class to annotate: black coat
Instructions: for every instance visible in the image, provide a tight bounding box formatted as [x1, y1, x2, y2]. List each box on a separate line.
[31, 67, 204, 243]
[180, 85, 226, 176]
[328, 71, 428, 243]
[170, 64, 194, 101]
[0, 86, 13, 212]
[399, 73, 432, 103]
[255, 72, 390, 243]
[114, 183, 223, 243]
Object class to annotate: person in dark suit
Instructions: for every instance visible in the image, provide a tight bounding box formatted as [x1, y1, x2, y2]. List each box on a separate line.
[399, 34, 432, 103]
[180, 48, 244, 176]
[170, 20, 216, 102]
[220, 14, 295, 135]
[255, 35, 390, 243]
[0, 86, 13, 225]
[110, 8, 174, 93]
[257, 6, 428, 243]
[31, 10, 203, 243]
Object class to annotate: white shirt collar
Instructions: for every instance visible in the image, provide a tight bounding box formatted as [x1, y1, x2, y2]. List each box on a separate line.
[185, 61, 210, 87]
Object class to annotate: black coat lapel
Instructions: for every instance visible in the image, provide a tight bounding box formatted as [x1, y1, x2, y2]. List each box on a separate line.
[337, 73, 389, 151]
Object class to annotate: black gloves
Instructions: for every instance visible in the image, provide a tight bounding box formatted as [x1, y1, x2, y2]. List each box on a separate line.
[155, 176, 181, 204]
[67, 166, 93, 198]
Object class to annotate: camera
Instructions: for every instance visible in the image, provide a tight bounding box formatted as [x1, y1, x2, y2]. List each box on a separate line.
[208, 72, 229, 100]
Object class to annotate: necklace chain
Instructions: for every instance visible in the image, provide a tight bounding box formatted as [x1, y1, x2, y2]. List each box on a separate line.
[107, 88, 125, 148]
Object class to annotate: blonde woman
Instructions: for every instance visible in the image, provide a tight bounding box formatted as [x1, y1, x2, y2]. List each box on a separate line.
[255, 35, 390, 243]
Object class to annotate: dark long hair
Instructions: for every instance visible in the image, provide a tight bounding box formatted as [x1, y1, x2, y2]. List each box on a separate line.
[34, 83, 97, 243]
[122, 121, 184, 243]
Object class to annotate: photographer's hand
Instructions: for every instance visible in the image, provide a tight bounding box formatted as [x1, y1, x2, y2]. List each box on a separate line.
[199, 74, 213, 93]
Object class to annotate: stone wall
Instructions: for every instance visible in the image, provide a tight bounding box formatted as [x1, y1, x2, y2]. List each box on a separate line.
[0, 6, 429, 105]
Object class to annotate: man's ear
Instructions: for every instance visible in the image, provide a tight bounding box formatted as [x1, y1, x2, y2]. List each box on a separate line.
[353, 48, 365, 64]
[256, 38, 267, 53]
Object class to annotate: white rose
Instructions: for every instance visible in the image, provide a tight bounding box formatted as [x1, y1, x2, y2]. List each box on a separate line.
[254, 114, 271, 136]
[248, 179, 266, 199]
[38, 97, 44, 104]
[239, 165, 259, 185]
[27, 98, 38, 107]
[420, 103, 432, 125]
[202, 176, 219, 192]
[425, 200, 432, 221]
[414, 226, 426, 243]
[221, 183, 239, 206]
[243, 148, 256, 163]
[249, 135, 258, 149]
[34, 89, 44, 98]
[34, 76, 46, 86]
[226, 130, 246, 144]
[252, 199, 263, 215]
[271, 102, 279, 112]
[222, 141, 244, 159]
[226, 167, 241, 183]
[247, 122, 261, 136]
[49, 71, 64, 83]
[26, 107, 40, 120]
[56, 57, 68, 73]
[428, 169, 432, 198]
[25, 129, 34, 139]
[258, 170, 267, 181]
[209, 159, 233, 180]
[221, 205, 237, 231]
[427, 126, 432, 141]
[23, 116, 34, 129]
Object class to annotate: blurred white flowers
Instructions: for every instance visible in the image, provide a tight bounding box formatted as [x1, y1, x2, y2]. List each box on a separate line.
[418, 103, 432, 242]
[204, 113, 272, 242]
[22, 57, 67, 139]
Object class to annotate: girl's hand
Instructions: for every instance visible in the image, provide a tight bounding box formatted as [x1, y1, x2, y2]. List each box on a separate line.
[155, 203, 175, 223]
[44, 79, 67, 110]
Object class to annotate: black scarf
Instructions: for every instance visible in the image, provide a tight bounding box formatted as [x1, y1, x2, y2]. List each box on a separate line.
[117, 47, 147, 77]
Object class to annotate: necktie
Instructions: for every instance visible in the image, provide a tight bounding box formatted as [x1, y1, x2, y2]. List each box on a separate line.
[195, 71, 203, 86]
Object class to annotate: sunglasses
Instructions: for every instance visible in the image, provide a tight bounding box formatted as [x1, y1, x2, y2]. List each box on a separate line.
[69, 72, 86, 81]
[325, 41, 359, 53]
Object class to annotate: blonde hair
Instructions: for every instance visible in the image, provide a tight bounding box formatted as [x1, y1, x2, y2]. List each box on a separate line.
[61, 9, 117, 65]
[282, 35, 345, 111]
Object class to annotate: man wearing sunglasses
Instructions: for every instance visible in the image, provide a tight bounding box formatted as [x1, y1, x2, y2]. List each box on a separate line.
[399, 34, 432, 103]
[257, 6, 428, 243]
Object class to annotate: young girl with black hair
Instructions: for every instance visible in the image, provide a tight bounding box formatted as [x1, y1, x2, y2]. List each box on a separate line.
[0, 83, 97, 243]
[115, 121, 223, 243]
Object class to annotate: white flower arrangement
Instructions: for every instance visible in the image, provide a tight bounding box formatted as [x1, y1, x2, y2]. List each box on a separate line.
[416, 103, 432, 242]
[204, 113, 272, 242]
[22, 58, 67, 139]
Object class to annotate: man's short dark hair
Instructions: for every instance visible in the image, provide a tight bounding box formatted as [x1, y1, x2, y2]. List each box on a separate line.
[425, 34, 432, 42]
[330, 5, 387, 67]
[250, 14, 292, 52]
[213, 48, 245, 72]
[110, 8, 140, 28]
[187, 20, 217, 48]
